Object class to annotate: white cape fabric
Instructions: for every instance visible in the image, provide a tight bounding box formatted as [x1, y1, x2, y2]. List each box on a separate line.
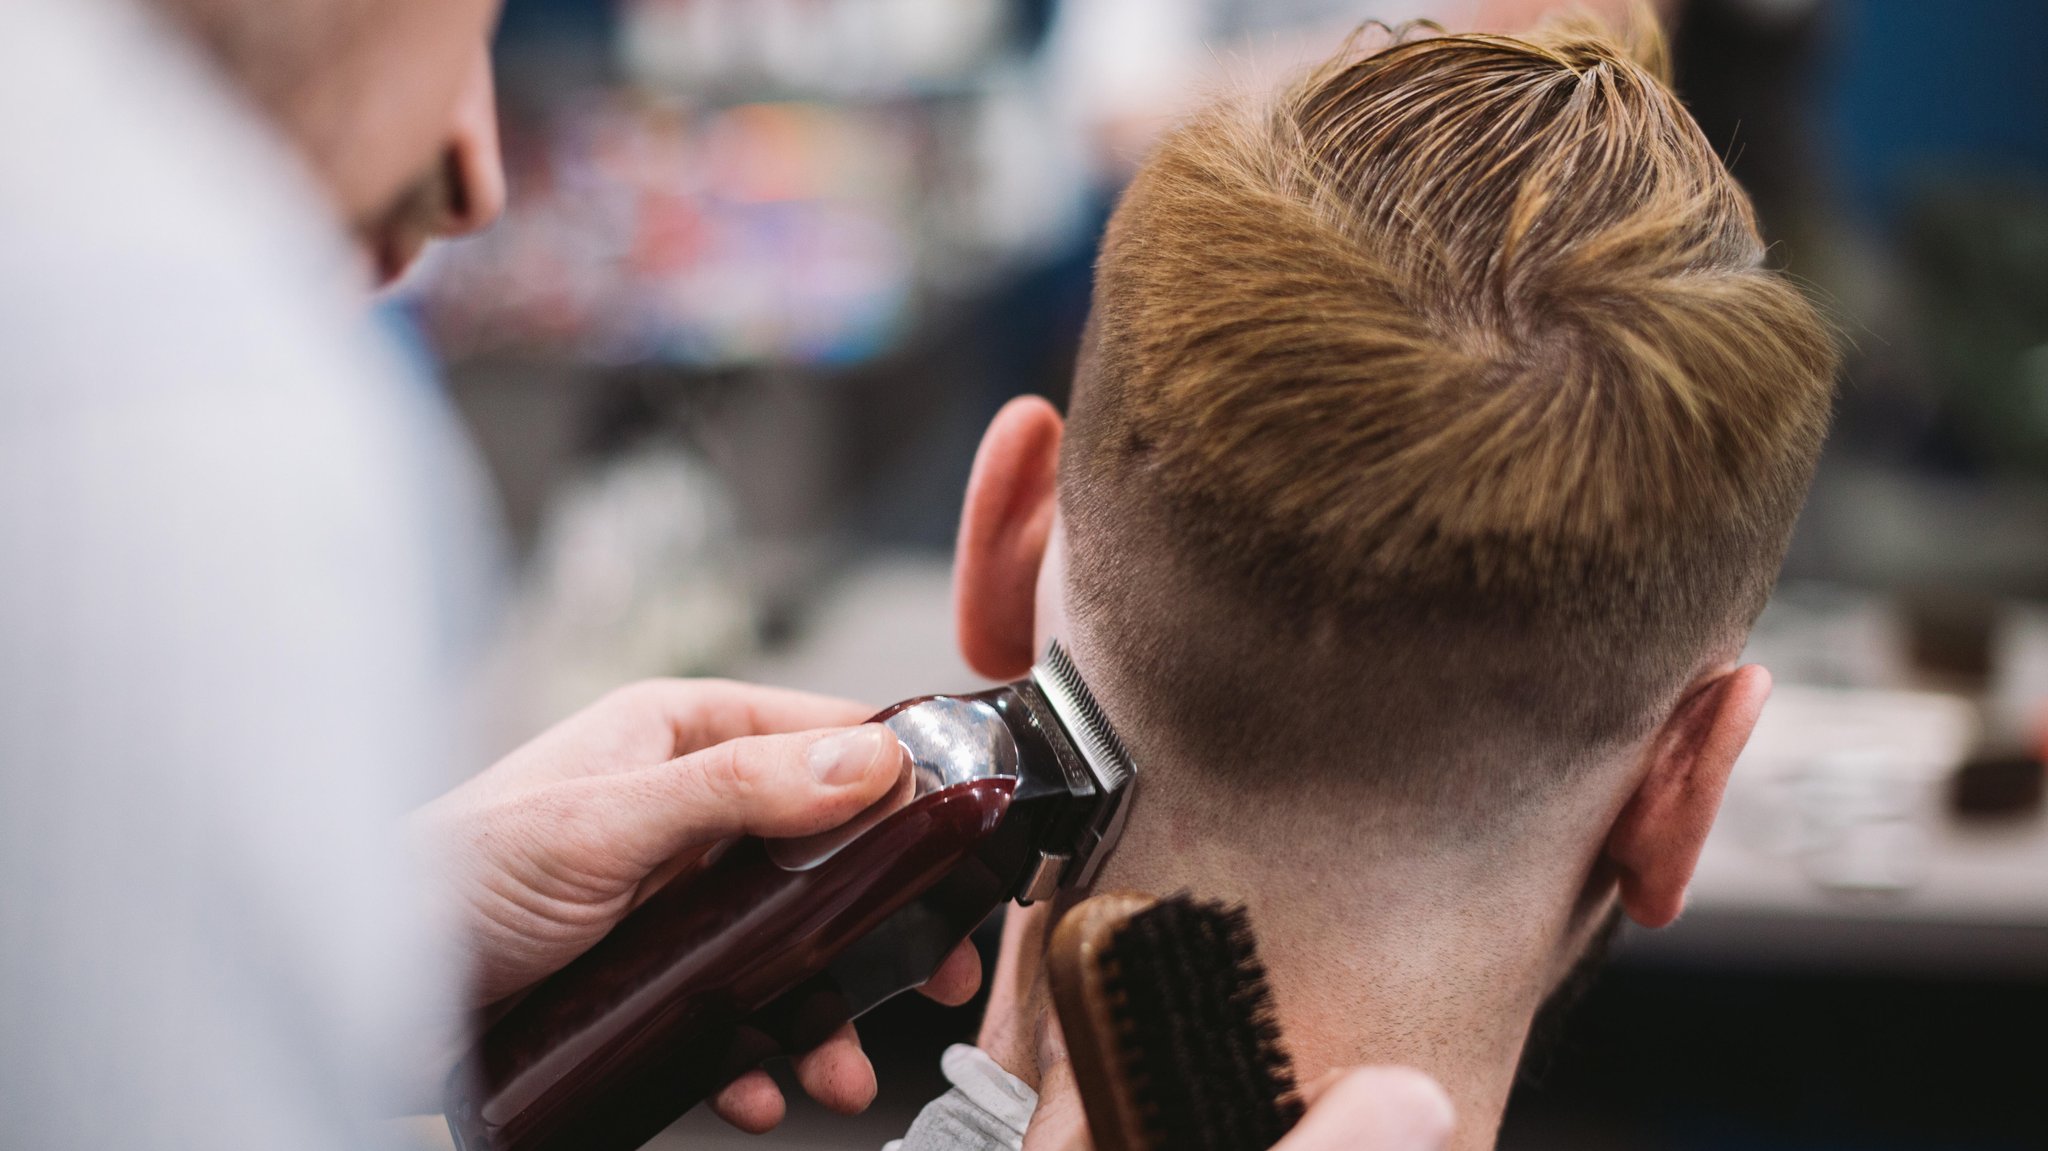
[886, 1044, 1040, 1151]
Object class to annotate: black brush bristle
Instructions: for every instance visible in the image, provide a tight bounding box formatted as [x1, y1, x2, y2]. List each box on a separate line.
[1097, 897, 1302, 1151]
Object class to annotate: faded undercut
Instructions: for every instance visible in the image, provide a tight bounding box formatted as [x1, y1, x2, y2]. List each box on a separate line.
[1060, 16, 1836, 829]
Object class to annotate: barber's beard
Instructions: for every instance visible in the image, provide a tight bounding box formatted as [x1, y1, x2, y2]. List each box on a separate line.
[358, 152, 458, 288]
[1516, 903, 1625, 1081]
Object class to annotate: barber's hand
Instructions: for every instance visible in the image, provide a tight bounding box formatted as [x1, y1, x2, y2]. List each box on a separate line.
[412, 680, 984, 1132]
[1023, 1014, 1456, 1151]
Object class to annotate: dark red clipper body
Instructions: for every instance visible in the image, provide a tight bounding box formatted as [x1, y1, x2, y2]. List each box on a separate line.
[447, 643, 1136, 1151]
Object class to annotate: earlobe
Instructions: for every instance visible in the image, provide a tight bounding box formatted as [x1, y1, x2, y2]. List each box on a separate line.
[955, 397, 1066, 681]
[1604, 664, 1772, 929]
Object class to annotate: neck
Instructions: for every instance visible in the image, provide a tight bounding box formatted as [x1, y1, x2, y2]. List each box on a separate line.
[976, 792, 1609, 1151]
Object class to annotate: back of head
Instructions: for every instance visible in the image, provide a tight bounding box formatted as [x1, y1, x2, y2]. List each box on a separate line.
[1060, 17, 1836, 833]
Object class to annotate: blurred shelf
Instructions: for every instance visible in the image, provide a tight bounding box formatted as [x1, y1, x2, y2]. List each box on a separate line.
[1622, 910, 2048, 978]
[616, 0, 1017, 105]
[732, 554, 992, 706]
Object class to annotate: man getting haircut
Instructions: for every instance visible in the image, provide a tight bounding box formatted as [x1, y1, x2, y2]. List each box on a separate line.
[900, 14, 1837, 1151]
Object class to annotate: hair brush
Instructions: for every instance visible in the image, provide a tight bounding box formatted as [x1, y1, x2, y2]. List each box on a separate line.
[1047, 893, 1304, 1151]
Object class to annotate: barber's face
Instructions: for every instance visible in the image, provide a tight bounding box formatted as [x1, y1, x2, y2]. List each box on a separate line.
[357, 47, 506, 286]
[289, 0, 506, 285]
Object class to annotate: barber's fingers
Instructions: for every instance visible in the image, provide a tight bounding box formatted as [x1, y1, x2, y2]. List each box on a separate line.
[589, 723, 909, 872]
[715, 950, 977, 1125]
[704, 1024, 898, 1129]
[704, 1028, 877, 1131]
[703, 1027, 879, 1129]
[620, 679, 879, 763]
[918, 938, 984, 1006]
[1281, 1067, 1456, 1151]
[497, 679, 879, 787]
[718, 952, 978, 1120]
[710, 1070, 786, 1134]
[791, 1024, 879, 1115]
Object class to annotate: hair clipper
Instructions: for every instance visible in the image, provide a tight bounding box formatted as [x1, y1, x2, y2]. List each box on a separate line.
[445, 642, 1137, 1151]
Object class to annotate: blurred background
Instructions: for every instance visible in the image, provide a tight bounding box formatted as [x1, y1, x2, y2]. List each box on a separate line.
[388, 1, 2048, 1147]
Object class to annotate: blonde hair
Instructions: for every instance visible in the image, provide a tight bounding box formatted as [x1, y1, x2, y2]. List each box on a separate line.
[1060, 18, 1836, 823]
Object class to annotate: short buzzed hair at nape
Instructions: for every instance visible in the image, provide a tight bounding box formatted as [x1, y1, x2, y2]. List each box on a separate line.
[1059, 16, 1836, 832]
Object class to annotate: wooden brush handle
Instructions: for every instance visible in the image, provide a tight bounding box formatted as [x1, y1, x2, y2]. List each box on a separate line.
[1046, 893, 1160, 1151]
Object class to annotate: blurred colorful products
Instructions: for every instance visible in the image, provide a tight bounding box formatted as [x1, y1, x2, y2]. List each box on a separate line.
[415, 96, 916, 367]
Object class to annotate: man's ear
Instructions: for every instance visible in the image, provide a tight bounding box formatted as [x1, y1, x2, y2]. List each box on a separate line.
[955, 397, 1065, 682]
[1603, 664, 1772, 929]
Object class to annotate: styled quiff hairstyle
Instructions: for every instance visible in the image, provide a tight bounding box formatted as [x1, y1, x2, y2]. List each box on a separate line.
[1059, 17, 1836, 827]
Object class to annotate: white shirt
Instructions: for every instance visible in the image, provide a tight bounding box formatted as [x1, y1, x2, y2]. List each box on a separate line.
[0, 0, 491, 1145]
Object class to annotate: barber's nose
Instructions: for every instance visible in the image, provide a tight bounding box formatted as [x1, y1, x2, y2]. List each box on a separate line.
[441, 48, 506, 238]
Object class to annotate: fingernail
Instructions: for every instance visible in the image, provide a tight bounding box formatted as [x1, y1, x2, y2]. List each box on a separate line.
[809, 725, 893, 786]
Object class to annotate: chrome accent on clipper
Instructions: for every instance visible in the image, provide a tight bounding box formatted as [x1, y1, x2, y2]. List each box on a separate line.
[769, 696, 1021, 871]
[781, 642, 1137, 900]
[884, 696, 1023, 798]
[1019, 851, 1070, 903]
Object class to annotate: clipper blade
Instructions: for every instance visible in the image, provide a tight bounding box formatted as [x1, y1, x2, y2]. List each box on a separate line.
[1034, 641, 1134, 793]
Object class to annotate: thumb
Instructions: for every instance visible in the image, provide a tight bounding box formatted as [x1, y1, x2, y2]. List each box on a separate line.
[600, 724, 909, 869]
[1280, 1067, 1455, 1151]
